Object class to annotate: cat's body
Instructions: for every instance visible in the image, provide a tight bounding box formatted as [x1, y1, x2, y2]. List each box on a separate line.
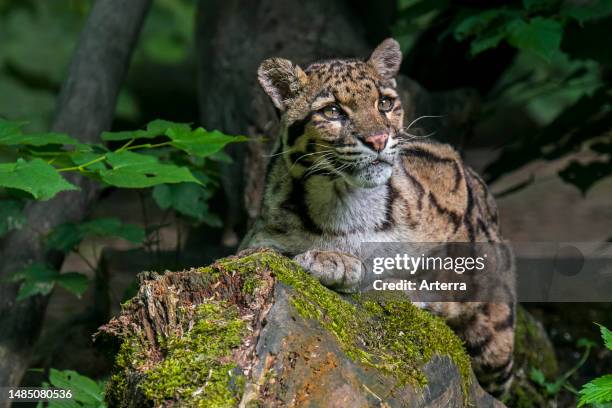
[241, 39, 515, 397]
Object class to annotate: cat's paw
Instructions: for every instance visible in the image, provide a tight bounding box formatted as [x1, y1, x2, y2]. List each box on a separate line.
[293, 250, 364, 293]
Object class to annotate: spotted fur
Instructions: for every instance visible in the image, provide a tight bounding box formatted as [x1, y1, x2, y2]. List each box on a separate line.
[241, 38, 516, 397]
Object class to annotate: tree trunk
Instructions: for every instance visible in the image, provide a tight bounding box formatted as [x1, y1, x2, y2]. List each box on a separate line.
[0, 0, 151, 394]
[193, 0, 480, 247]
[96, 249, 504, 407]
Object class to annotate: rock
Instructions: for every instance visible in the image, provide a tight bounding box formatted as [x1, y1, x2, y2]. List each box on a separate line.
[95, 249, 504, 407]
[503, 307, 559, 408]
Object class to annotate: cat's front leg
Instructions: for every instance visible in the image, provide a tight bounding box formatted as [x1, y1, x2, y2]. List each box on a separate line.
[293, 250, 364, 293]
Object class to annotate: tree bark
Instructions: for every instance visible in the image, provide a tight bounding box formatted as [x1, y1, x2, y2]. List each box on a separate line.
[0, 0, 151, 394]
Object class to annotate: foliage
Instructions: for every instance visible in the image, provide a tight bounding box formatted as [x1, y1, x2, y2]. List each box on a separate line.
[0, 0, 197, 132]
[395, 0, 612, 195]
[7, 264, 86, 300]
[37, 368, 106, 408]
[153, 182, 221, 226]
[0, 1, 89, 131]
[578, 324, 612, 407]
[0, 117, 244, 200]
[135, 0, 197, 65]
[45, 218, 145, 253]
[1, 117, 245, 300]
[397, 0, 612, 60]
[529, 337, 596, 397]
[525, 325, 612, 407]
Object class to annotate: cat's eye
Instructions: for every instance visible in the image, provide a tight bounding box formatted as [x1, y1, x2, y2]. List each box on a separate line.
[378, 96, 394, 112]
[322, 104, 343, 120]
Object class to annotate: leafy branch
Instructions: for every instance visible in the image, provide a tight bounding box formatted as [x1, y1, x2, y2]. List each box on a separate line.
[578, 324, 612, 407]
[1, 117, 247, 299]
[0, 118, 246, 199]
[529, 324, 612, 407]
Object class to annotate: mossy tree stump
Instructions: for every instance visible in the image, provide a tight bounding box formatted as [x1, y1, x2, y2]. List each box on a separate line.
[95, 249, 505, 407]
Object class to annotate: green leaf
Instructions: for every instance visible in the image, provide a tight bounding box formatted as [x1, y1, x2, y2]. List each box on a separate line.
[153, 183, 215, 221]
[11, 263, 59, 300]
[168, 127, 247, 158]
[577, 337, 598, 349]
[69, 152, 107, 172]
[208, 150, 234, 163]
[597, 324, 612, 350]
[10, 264, 91, 301]
[452, 9, 522, 55]
[470, 29, 507, 55]
[561, 0, 612, 24]
[530, 368, 547, 385]
[398, 0, 449, 22]
[0, 118, 27, 138]
[454, 9, 505, 41]
[9, 263, 57, 283]
[0, 158, 78, 200]
[46, 218, 145, 252]
[80, 218, 145, 243]
[506, 17, 563, 60]
[578, 375, 612, 406]
[523, 0, 557, 12]
[101, 119, 190, 141]
[99, 151, 199, 188]
[47, 399, 83, 408]
[147, 119, 190, 135]
[48, 369, 105, 407]
[45, 223, 83, 252]
[100, 129, 155, 142]
[545, 380, 563, 395]
[17, 280, 55, 300]
[0, 199, 26, 237]
[0, 131, 78, 146]
[55, 272, 89, 297]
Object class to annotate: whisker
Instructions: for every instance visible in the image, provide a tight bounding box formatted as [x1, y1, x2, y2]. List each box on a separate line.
[264, 147, 296, 158]
[403, 114, 445, 132]
[291, 150, 333, 166]
[310, 143, 334, 150]
[302, 154, 331, 171]
[398, 131, 437, 142]
[289, 150, 333, 170]
[303, 155, 336, 178]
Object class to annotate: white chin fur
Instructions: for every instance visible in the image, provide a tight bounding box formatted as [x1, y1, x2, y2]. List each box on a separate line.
[343, 163, 393, 188]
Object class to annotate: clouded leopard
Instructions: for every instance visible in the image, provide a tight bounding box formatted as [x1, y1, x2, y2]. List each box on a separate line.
[240, 38, 516, 397]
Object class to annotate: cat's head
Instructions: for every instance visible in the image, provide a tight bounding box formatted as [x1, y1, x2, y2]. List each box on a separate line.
[258, 38, 404, 188]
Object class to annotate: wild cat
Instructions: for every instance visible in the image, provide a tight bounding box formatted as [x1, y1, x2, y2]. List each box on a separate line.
[240, 38, 515, 397]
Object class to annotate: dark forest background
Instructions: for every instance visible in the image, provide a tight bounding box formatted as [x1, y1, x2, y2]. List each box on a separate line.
[0, 0, 611, 406]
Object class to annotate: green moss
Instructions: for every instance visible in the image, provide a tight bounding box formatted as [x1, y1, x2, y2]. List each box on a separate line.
[105, 373, 127, 407]
[106, 302, 247, 407]
[215, 251, 472, 401]
[241, 274, 261, 296]
[139, 302, 247, 407]
[105, 333, 148, 406]
[108, 250, 472, 406]
[514, 307, 558, 377]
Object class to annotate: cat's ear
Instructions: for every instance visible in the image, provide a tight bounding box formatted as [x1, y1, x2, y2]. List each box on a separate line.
[258, 58, 308, 111]
[368, 38, 402, 80]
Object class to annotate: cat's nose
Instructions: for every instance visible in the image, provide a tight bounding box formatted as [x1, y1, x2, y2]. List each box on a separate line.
[364, 132, 389, 152]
